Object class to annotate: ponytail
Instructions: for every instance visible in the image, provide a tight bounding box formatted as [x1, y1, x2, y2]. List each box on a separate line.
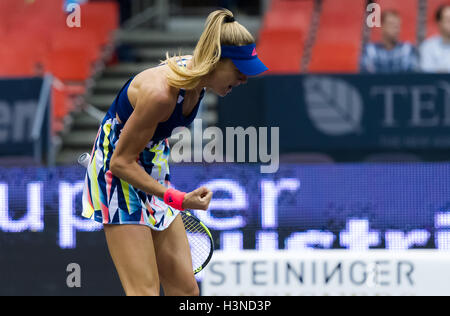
[165, 8, 254, 90]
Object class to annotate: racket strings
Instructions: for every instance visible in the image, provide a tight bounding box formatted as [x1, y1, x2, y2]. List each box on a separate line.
[181, 212, 213, 272]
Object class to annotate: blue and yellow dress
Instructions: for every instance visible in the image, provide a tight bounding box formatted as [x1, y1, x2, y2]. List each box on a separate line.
[82, 59, 205, 230]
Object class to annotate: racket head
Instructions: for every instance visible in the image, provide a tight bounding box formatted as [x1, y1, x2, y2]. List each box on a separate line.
[181, 210, 214, 274]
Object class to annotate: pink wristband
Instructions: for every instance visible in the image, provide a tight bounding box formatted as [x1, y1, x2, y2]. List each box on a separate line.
[163, 188, 186, 211]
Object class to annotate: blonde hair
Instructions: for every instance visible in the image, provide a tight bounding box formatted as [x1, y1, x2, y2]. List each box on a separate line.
[165, 8, 255, 90]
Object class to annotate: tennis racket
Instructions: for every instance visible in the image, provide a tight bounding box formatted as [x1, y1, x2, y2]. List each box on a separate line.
[78, 153, 214, 274]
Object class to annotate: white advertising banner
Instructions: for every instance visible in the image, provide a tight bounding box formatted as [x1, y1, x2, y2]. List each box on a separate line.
[201, 250, 450, 296]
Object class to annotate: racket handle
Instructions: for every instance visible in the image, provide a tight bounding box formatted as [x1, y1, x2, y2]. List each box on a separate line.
[78, 153, 91, 168]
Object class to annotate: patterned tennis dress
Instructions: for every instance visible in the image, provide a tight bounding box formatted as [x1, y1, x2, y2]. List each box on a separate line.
[82, 59, 205, 230]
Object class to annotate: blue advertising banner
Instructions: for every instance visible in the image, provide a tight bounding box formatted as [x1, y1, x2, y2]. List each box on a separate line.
[0, 77, 46, 156]
[219, 74, 450, 154]
[0, 163, 449, 294]
[0, 163, 449, 250]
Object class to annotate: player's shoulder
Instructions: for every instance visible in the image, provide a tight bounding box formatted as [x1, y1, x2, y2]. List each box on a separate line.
[141, 83, 174, 107]
[135, 70, 177, 107]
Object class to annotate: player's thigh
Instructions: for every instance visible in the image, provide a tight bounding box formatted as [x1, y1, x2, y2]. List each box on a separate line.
[104, 224, 160, 296]
[151, 215, 198, 295]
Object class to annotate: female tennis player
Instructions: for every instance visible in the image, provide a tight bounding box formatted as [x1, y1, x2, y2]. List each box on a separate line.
[81, 8, 268, 296]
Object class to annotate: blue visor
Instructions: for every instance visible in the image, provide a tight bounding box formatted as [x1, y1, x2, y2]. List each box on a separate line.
[221, 44, 268, 76]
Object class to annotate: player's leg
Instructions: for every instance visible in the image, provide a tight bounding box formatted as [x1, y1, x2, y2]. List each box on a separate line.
[151, 215, 199, 296]
[104, 224, 160, 296]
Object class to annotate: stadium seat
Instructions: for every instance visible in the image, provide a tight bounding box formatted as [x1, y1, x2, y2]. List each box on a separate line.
[0, 33, 47, 77]
[0, 47, 42, 77]
[51, 29, 101, 63]
[308, 42, 361, 72]
[270, 0, 314, 11]
[263, 10, 310, 32]
[10, 15, 65, 39]
[3, 32, 49, 63]
[45, 48, 91, 81]
[257, 29, 304, 74]
[369, 0, 418, 44]
[0, 30, 49, 77]
[0, 0, 119, 137]
[2, 0, 66, 34]
[257, 0, 313, 73]
[80, 2, 119, 46]
[0, 0, 24, 31]
[308, 0, 365, 73]
[263, 0, 314, 31]
[316, 0, 365, 40]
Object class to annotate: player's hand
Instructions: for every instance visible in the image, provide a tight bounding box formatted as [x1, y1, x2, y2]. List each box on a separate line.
[182, 186, 213, 211]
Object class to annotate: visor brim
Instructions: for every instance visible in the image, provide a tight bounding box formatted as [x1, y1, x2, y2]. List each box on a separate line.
[231, 57, 269, 76]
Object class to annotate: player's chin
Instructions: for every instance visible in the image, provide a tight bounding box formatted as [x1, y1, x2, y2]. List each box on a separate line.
[216, 88, 230, 98]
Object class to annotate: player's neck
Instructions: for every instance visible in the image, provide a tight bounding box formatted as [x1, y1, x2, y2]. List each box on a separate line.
[186, 58, 208, 93]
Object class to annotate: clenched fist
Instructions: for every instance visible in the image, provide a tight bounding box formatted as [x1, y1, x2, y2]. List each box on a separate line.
[182, 186, 213, 211]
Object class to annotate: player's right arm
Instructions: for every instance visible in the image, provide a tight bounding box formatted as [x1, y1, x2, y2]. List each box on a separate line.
[109, 85, 212, 210]
[109, 85, 169, 198]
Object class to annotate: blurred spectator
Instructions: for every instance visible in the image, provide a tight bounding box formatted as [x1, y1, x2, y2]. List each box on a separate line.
[420, 4, 450, 73]
[360, 10, 418, 73]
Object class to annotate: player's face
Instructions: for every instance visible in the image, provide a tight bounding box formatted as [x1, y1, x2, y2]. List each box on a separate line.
[439, 7, 450, 38]
[208, 59, 248, 97]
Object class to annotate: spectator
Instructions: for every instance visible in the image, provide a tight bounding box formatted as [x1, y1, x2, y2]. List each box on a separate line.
[420, 4, 450, 72]
[360, 10, 418, 73]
